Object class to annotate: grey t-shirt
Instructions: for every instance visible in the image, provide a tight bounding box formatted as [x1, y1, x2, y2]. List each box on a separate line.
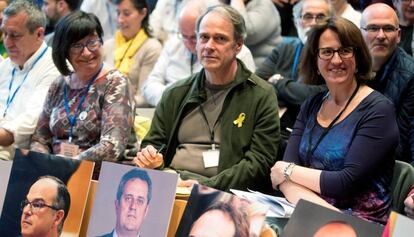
[171, 81, 234, 177]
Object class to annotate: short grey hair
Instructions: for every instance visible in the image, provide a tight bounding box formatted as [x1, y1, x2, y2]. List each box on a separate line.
[196, 4, 246, 42]
[179, 0, 220, 21]
[292, 0, 333, 20]
[3, 0, 46, 33]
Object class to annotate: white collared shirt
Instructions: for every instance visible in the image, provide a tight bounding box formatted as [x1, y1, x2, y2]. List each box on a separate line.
[113, 229, 140, 237]
[0, 42, 60, 160]
[81, 0, 117, 41]
[341, 3, 362, 28]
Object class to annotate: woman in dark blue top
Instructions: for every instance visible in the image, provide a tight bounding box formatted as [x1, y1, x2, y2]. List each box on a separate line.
[270, 17, 399, 224]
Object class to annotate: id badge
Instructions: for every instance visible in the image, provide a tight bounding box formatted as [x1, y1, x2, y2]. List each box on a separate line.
[59, 142, 80, 158]
[202, 149, 220, 168]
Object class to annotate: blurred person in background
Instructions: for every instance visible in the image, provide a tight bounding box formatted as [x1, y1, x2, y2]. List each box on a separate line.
[225, 0, 283, 67]
[104, 0, 162, 108]
[42, 0, 80, 46]
[80, 0, 117, 41]
[0, 0, 8, 59]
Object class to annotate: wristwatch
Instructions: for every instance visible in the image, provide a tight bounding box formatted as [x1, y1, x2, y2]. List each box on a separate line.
[283, 163, 296, 182]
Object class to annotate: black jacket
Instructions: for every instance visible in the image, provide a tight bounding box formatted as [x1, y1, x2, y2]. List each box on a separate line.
[368, 47, 414, 165]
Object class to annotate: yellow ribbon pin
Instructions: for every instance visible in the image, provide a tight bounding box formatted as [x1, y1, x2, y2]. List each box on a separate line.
[233, 113, 246, 128]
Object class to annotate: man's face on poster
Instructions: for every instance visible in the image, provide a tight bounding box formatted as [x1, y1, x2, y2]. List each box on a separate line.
[115, 178, 149, 235]
[189, 209, 236, 237]
[20, 179, 63, 237]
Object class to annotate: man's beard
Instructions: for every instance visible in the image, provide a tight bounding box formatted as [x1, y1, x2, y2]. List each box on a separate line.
[297, 26, 310, 44]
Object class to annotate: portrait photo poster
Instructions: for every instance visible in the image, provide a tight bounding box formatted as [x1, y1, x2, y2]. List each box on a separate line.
[175, 184, 268, 237]
[382, 211, 414, 237]
[0, 149, 94, 237]
[87, 162, 179, 237]
[283, 199, 384, 237]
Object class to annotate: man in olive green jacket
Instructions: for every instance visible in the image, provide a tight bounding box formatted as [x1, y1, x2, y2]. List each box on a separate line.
[134, 4, 280, 192]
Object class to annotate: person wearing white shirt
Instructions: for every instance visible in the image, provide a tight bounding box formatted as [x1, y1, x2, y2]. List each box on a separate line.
[329, 0, 361, 27]
[149, 0, 184, 44]
[81, 0, 117, 41]
[228, 0, 283, 67]
[0, 0, 60, 160]
[143, 0, 256, 107]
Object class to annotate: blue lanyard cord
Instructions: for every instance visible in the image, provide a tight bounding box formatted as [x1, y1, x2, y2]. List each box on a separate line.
[291, 43, 302, 81]
[64, 64, 103, 143]
[3, 47, 49, 117]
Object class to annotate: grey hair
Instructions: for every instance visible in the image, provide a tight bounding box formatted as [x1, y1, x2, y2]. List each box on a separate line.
[196, 4, 246, 42]
[3, 0, 46, 33]
[292, 0, 334, 20]
[179, 0, 220, 20]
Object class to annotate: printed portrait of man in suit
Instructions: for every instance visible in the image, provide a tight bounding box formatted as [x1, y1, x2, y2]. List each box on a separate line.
[97, 168, 152, 237]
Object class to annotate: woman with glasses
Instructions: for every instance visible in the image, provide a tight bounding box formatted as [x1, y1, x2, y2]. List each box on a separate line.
[30, 11, 133, 179]
[270, 17, 399, 224]
[103, 0, 162, 107]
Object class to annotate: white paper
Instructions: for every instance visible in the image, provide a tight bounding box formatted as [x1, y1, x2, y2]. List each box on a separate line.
[230, 188, 295, 218]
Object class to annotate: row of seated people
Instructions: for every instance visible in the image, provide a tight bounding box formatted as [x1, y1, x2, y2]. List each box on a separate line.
[36, 0, 413, 146]
[0, 0, 413, 228]
[21, 0, 366, 108]
[0, 0, 403, 108]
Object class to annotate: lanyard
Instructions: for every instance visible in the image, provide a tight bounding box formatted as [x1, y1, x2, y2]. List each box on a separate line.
[198, 81, 234, 150]
[199, 102, 221, 150]
[3, 47, 48, 117]
[64, 64, 103, 143]
[306, 82, 360, 162]
[291, 43, 302, 80]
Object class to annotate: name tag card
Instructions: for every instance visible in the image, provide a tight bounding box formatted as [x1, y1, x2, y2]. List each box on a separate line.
[59, 142, 80, 158]
[202, 149, 219, 168]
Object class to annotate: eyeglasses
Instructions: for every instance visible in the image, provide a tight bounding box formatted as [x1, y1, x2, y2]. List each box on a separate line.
[122, 194, 146, 206]
[317, 47, 355, 60]
[21, 199, 60, 212]
[361, 25, 399, 34]
[69, 38, 102, 54]
[177, 33, 197, 42]
[300, 13, 327, 23]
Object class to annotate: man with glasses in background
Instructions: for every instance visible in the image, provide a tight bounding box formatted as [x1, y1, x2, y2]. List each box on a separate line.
[20, 176, 70, 237]
[255, 0, 332, 140]
[98, 168, 152, 237]
[361, 3, 414, 165]
[0, 0, 59, 161]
